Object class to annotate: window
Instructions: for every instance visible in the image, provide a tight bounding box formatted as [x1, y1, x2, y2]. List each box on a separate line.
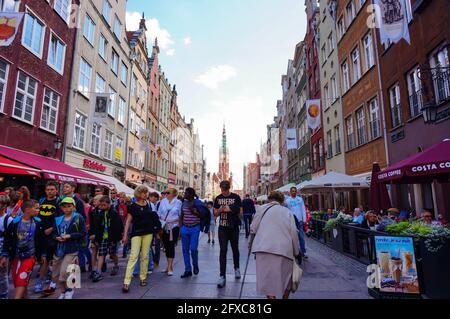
[127, 147, 133, 166]
[346, 116, 354, 150]
[389, 84, 402, 127]
[54, 0, 70, 22]
[73, 112, 87, 150]
[321, 45, 327, 63]
[326, 130, 333, 159]
[356, 107, 367, 145]
[315, 67, 319, 92]
[115, 136, 123, 164]
[359, 0, 366, 8]
[118, 97, 125, 125]
[429, 46, 450, 104]
[98, 129, 111, 160]
[22, 12, 45, 57]
[328, 32, 335, 52]
[113, 15, 122, 40]
[338, 17, 345, 40]
[111, 50, 119, 74]
[324, 84, 329, 109]
[94, 74, 106, 95]
[1, 0, 20, 11]
[129, 110, 135, 133]
[83, 14, 95, 45]
[90, 123, 101, 156]
[351, 47, 361, 83]
[368, 97, 380, 139]
[334, 125, 341, 154]
[0, 60, 8, 112]
[331, 75, 337, 103]
[131, 74, 137, 97]
[406, 66, 422, 117]
[99, 34, 107, 61]
[78, 58, 92, 96]
[108, 86, 116, 117]
[319, 139, 324, 168]
[312, 143, 317, 170]
[363, 32, 374, 70]
[342, 60, 350, 92]
[346, 1, 356, 25]
[102, 0, 112, 24]
[40, 88, 59, 133]
[120, 62, 128, 86]
[13, 72, 37, 123]
[47, 33, 66, 74]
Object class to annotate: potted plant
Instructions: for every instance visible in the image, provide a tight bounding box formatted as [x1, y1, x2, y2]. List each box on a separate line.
[323, 213, 353, 251]
[385, 221, 450, 299]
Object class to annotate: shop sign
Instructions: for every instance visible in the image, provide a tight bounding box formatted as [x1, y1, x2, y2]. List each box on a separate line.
[83, 159, 106, 172]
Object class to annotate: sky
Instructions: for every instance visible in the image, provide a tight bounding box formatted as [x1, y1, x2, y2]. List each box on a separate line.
[126, 0, 307, 189]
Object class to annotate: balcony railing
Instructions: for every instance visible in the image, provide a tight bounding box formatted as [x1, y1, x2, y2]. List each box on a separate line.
[408, 89, 423, 118]
[391, 103, 402, 128]
[433, 69, 450, 104]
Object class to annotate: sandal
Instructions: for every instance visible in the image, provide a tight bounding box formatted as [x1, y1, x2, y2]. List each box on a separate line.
[122, 284, 129, 293]
[140, 280, 148, 287]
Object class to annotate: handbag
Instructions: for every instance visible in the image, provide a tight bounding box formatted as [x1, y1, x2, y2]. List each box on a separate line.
[158, 208, 171, 238]
[291, 259, 303, 293]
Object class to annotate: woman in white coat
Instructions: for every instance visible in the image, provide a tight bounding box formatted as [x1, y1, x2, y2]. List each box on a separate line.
[250, 191, 300, 299]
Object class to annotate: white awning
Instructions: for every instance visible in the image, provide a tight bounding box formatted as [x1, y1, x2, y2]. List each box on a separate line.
[297, 172, 369, 192]
[276, 183, 296, 193]
[83, 171, 135, 196]
[256, 195, 268, 202]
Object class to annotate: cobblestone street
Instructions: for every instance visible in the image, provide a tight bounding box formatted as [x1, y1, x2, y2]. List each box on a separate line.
[12, 230, 371, 299]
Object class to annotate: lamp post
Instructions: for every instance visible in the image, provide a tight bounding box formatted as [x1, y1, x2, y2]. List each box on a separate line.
[54, 137, 63, 158]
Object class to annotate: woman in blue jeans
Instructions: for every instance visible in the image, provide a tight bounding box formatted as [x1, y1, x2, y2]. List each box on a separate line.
[179, 188, 208, 278]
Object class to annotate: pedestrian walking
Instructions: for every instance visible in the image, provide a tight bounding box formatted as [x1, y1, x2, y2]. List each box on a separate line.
[60, 182, 86, 220]
[79, 195, 92, 274]
[207, 201, 216, 245]
[0, 200, 45, 299]
[213, 180, 243, 288]
[285, 187, 308, 259]
[122, 186, 160, 293]
[157, 188, 182, 276]
[242, 194, 256, 238]
[250, 191, 300, 299]
[180, 188, 208, 278]
[116, 192, 129, 258]
[90, 196, 123, 282]
[88, 195, 103, 279]
[35, 181, 61, 294]
[51, 197, 87, 299]
[0, 193, 12, 299]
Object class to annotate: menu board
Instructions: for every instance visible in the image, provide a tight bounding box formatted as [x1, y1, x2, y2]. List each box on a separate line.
[374, 236, 420, 294]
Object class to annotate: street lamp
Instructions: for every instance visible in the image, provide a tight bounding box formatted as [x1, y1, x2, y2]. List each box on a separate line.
[422, 101, 438, 124]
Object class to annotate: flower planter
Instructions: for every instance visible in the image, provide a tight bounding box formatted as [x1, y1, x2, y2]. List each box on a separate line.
[324, 226, 343, 252]
[416, 236, 450, 299]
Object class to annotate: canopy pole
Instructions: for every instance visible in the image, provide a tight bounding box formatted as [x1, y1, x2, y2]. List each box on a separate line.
[333, 188, 337, 210]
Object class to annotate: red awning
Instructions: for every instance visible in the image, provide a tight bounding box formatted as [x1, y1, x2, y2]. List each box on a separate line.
[0, 155, 41, 177]
[0, 145, 112, 187]
[377, 139, 450, 183]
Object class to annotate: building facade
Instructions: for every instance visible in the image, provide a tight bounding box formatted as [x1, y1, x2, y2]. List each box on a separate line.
[318, 0, 346, 174]
[0, 0, 78, 160]
[379, 0, 450, 215]
[64, 0, 130, 183]
[125, 15, 148, 187]
[157, 71, 171, 192]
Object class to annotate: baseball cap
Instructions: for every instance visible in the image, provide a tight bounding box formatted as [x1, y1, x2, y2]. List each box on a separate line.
[60, 197, 76, 206]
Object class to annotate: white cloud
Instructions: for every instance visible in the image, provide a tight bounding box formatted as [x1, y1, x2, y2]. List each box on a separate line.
[126, 11, 174, 54]
[184, 37, 192, 46]
[166, 49, 175, 56]
[194, 65, 237, 90]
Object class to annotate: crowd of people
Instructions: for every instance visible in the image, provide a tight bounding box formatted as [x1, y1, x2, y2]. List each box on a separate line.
[0, 179, 315, 300]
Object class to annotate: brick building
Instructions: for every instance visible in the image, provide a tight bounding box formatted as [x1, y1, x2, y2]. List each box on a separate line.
[0, 0, 78, 160]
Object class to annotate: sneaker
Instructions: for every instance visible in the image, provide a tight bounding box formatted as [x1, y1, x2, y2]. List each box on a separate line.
[89, 271, 95, 279]
[235, 269, 241, 279]
[92, 271, 104, 283]
[101, 263, 107, 273]
[111, 265, 119, 276]
[57, 292, 66, 300]
[207, 239, 211, 244]
[148, 270, 153, 274]
[181, 271, 192, 278]
[217, 276, 226, 288]
[64, 289, 74, 299]
[34, 280, 44, 294]
[193, 266, 199, 275]
[43, 282, 57, 295]
[167, 271, 174, 276]
[212, 240, 215, 245]
[303, 254, 309, 260]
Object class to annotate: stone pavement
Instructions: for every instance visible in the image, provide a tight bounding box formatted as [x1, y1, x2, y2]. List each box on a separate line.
[11, 230, 371, 299]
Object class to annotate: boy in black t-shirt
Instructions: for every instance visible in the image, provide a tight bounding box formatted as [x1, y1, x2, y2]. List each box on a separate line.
[213, 180, 243, 288]
[35, 181, 61, 294]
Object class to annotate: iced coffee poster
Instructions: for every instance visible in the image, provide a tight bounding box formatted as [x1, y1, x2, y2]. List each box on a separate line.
[374, 236, 420, 294]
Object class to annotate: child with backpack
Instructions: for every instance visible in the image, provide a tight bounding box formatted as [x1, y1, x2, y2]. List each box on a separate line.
[51, 197, 87, 299]
[0, 200, 45, 299]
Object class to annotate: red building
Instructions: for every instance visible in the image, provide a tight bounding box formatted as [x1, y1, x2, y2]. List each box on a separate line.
[305, 0, 326, 178]
[0, 0, 78, 160]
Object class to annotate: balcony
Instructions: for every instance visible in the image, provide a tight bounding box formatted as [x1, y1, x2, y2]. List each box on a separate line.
[390, 103, 402, 128]
[432, 69, 450, 104]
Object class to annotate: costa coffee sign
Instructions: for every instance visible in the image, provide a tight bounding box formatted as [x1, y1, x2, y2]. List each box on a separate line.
[83, 159, 106, 172]
[409, 161, 450, 175]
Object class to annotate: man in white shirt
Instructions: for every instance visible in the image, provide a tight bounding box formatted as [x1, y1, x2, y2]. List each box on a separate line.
[284, 187, 308, 259]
